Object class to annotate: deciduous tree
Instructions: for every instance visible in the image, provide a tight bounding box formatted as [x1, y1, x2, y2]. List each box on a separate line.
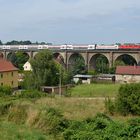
[29, 50, 60, 89]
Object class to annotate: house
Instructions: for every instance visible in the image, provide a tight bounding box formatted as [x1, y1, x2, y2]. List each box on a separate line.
[116, 66, 140, 83]
[0, 59, 18, 88]
[73, 74, 93, 84]
[23, 61, 32, 71]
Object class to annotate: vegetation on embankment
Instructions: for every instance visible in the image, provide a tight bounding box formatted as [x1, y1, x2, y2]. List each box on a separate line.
[0, 97, 139, 140]
[0, 83, 140, 139]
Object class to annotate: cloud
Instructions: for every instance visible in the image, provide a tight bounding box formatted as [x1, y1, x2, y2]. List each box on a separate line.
[0, 0, 140, 43]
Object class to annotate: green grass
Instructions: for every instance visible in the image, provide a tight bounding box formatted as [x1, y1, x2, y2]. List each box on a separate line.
[70, 83, 120, 97]
[0, 121, 51, 140]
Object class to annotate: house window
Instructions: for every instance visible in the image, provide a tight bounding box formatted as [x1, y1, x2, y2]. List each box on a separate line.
[11, 72, 13, 76]
[1, 74, 3, 78]
[11, 81, 13, 85]
[1, 83, 3, 86]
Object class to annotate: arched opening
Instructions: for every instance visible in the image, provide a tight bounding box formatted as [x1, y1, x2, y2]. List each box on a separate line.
[89, 54, 109, 73]
[7, 51, 30, 70]
[53, 53, 65, 66]
[7, 52, 16, 62]
[115, 54, 137, 66]
[68, 53, 86, 75]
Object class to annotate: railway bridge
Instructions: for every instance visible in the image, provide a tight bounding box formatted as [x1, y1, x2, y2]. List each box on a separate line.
[0, 48, 140, 70]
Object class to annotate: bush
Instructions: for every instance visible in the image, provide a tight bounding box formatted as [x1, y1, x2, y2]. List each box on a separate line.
[116, 83, 140, 115]
[18, 90, 47, 99]
[0, 101, 13, 115]
[63, 113, 140, 140]
[32, 107, 69, 135]
[0, 86, 12, 96]
[87, 70, 97, 75]
[63, 113, 114, 140]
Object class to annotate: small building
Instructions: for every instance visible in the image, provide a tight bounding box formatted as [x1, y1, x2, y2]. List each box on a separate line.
[73, 74, 93, 84]
[116, 66, 140, 83]
[23, 61, 32, 71]
[96, 74, 115, 83]
[0, 59, 18, 88]
[41, 85, 70, 94]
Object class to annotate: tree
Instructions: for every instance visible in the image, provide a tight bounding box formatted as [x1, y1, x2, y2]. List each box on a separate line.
[108, 60, 126, 74]
[96, 55, 109, 74]
[28, 50, 60, 89]
[71, 57, 87, 75]
[7, 51, 29, 70]
[6, 40, 32, 45]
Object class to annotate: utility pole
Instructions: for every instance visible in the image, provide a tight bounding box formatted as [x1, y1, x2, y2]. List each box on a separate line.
[59, 66, 62, 96]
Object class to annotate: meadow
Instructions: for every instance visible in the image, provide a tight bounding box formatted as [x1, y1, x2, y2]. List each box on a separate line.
[70, 83, 120, 97]
[0, 83, 139, 140]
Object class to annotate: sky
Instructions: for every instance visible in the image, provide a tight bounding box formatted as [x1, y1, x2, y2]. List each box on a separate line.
[0, 0, 140, 44]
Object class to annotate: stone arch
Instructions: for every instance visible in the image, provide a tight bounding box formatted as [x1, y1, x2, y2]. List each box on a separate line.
[68, 53, 85, 70]
[68, 53, 86, 65]
[33, 52, 39, 58]
[53, 52, 65, 66]
[15, 51, 30, 62]
[89, 53, 109, 73]
[114, 54, 137, 66]
[7, 52, 16, 60]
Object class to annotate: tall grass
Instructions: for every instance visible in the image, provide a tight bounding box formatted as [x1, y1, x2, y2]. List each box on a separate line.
[0, 121, 50, 140]
[36, 97, 105, 120]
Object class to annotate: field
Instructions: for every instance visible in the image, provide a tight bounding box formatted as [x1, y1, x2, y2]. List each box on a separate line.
[36, 97, 105, 120]
[70, 83, 120, 97]
[0, 83, 139, 139]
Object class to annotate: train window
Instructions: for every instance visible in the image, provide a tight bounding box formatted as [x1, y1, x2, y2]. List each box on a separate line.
[67, 45, 73, 49]
[38, 45, 43, 49]
[60, 45, 66, 49]
[2, 45, 6, 49]
[19, 45, 23, 49]
[88, 45, 95, 49]
[23, 45, 28, 49]
[43, 45, 48, 49]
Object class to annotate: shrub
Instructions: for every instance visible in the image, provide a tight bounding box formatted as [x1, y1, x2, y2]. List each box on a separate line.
[0, 86, 12, 96]
[32, 107, 69, 135]
[63, 113, 114, 140]
[18, 90, 47, 99]
[0, 101, 13, 115]
[116, 83, 140, 115]
[87, 70, 97, 75]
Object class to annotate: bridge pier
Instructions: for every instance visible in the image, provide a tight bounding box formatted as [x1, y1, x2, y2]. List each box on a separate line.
[109, 52, 113, 68]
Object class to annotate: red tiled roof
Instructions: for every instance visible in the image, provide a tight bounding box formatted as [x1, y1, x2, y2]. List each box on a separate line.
[0, 59, 18, 72]
[116, 66, 140, 75]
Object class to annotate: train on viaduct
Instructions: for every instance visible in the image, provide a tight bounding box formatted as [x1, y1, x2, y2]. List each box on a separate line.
[0, 44, 140, 70]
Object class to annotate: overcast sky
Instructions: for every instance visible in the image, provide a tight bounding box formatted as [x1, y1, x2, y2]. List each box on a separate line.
[0, 0, 140, 44]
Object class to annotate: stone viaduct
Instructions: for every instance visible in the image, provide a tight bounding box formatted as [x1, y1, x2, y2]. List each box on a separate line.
[0, 49, 140, 70]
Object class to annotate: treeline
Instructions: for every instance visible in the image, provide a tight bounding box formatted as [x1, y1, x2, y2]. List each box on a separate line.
[0, 40, 52, 45]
